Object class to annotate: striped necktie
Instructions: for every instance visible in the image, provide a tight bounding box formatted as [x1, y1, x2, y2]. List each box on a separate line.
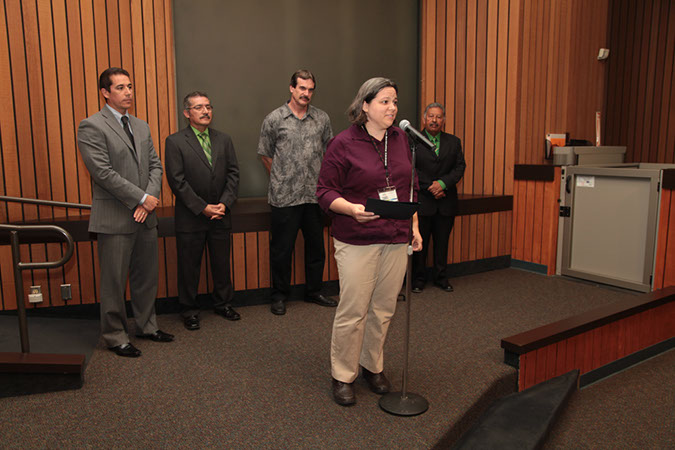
[198, 132, 212, 165]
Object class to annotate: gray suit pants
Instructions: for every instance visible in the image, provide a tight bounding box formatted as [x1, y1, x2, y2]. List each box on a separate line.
[97, 226, 159, 347]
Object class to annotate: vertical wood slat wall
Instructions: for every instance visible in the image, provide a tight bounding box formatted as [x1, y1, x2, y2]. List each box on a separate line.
[653, 189, 675, 290]
[605, 0, 675, 163]
[0, 0, 177, 310]
[517, 301, 674, 390]
[511, 167, 560, 274]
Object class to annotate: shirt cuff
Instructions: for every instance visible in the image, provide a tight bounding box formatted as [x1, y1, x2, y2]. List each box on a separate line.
[139, 193, 148, 206]
[437, 180, 447, 190]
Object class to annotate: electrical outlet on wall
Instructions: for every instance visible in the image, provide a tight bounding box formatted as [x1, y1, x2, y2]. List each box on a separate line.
[28, 285, 43, 303]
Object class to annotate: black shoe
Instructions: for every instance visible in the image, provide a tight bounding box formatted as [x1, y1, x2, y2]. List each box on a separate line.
[361, 366, 391, 395]
[183, 315, 200, 331]
[434, 279, 454, 292]
[271, 299, 286, 315]
[332, 378, 356, 406]
[411, 281, 424, 294]
[215, 305, 241, 321]
[136, 329, 174, 342]
[108, 343, 142, 357]
[397, 293, 406, 302]
[305, 294, 338, 307]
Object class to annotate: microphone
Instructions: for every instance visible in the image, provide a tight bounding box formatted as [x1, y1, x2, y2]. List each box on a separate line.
[399, 119, 435, 150]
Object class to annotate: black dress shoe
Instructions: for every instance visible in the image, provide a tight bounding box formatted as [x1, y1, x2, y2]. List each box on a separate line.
[108, 343, 142, 357]
[183, 315, 200, 331]
[361, 366, 391, 394]
[305, 293, 338, 307]
[411, 281, 425, 293]
[215, 305, 241, 321]
[136, 329, 174, 342]
[434, 279, 454, 292]
[271, 299, 286, 315]
[332, 378, 356, 406]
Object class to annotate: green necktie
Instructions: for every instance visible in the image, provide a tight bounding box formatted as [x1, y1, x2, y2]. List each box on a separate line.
[198, 132, 212, 165]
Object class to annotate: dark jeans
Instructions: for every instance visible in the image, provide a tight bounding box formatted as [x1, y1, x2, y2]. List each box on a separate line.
[176, 226, 233, 318]
[270, 203, 325, 302]
[413, 214, 455, 283]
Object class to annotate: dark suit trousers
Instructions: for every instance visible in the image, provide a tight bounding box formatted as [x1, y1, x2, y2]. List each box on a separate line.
[97, 226, 159, 347]
[176, 226, 233, 318]
[270, 204, 325, 302]
[413, 214, 455, 283]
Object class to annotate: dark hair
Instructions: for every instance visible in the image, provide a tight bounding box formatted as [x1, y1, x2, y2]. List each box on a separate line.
[183, 91, 209, 110]
[290, 69, 316, 88]
[99, 67, 130, 91]
[346, 77, 398, 126]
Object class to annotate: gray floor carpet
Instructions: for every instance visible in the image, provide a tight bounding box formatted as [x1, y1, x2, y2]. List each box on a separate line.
[1, 268, 665, 448]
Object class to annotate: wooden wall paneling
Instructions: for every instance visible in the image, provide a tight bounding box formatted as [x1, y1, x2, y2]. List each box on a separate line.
[164, 236, 178, 297]
[0, 0, 20, 222]
[454, 0, 466, 171]
[434, 0, 446, 111]
[541, 169, 560, 274]
[66, 0, 92, 206]
[156, 237, 167, 299]
[30, 244, 49, 307]
[523, 180, 535, 261]
[293, 232, 305, 285]
[245, 232, 259, 290]
[6, 0, 37, 221]
[452, 215, 461, 263]
[37, 1, 67, 211]
[163, 0, 177, 141]
[444, 0, 456, 132]
[493, 0, 508, 195]
[130, 0, 147, 119]
[483, 0, 497, 196]
[657, 1, 675, 164]
[231, 233, 246, 291]
[0, 246, 16, 310]
[106, 0, 121, 65]
[93, 0, 110, 72]
[52, 0, 81, 210]
[142, 0, 160, 167]
[119, 0, 134, 76]
[475, 213, 483, 260]
[665, 193, 675, 287]
[521, 350, 536, 391]
[641, 1, 661, 162]
[153, 0, 173, 207]
[518, 0, 533, 165]
[653, 189, 670, 289]
[544, 341, 557, 380]
[77, 242, 96, 304]
[80, 0, 101, 116]
[607, 321, 620, 362]
[460, 215, 470, 261]
[22, 0, 52, 220]
[45, 243, 65, 307]
[473, 0, 487, 196]
[531, 180, 544, 264]
[483, 212, 492, 258]
[544, 0, 560, 134]
[464, 0, 476, 194]
[19, 245, 33, 308]
[504, 0, 521, 194]
[533, 346, 547, 385]
[420, 0, 435, 109]
[257, 231, 270, 289]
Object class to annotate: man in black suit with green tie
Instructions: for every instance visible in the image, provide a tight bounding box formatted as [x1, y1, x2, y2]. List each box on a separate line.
[412, 102, 466, 293]
[165, 92, 240, 330]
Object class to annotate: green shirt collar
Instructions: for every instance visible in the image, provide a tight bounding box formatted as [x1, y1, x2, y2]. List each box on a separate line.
[191, 125, 209, 138]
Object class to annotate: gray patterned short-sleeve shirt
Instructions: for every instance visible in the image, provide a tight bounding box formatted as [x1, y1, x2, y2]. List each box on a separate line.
[257, 103, 333, 207]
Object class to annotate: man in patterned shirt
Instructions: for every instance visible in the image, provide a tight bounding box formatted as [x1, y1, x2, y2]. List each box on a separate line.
[258, 69, 337, 315]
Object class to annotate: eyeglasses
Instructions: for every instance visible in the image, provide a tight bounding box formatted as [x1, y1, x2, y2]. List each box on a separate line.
[187, 104, 213, 112]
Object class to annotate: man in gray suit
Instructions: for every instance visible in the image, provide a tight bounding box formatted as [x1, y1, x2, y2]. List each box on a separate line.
[78, 67, 174, 358]
[165, 92, 240, 331]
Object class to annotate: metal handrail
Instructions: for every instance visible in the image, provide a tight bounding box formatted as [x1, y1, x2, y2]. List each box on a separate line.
[0, 224, 75, 353]
[0, 195, 91, 210]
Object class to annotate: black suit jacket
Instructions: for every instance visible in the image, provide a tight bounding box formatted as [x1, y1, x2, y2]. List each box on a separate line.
[165, 127, 239, 232]
[415, 131, 466, 216]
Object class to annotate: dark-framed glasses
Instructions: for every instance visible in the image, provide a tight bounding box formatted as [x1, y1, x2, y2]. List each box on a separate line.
[187, 104, 213, 112]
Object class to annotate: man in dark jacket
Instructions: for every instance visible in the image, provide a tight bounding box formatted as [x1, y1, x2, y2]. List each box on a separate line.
[412, 102, 466, 293]
[165, 92, 240, 330]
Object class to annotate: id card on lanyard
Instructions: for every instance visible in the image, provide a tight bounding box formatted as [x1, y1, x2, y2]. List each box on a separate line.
[366, 128, 399, 202]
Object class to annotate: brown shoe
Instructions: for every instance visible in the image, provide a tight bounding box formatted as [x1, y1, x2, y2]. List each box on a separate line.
[332, 378, 356, 406]
[361, 366, 391, 394]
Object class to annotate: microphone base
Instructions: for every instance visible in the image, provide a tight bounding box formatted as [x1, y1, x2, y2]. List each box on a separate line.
[379, 391, 429, 416]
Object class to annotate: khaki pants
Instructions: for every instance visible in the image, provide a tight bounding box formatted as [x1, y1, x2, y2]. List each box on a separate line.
[331, 238, 408, 383]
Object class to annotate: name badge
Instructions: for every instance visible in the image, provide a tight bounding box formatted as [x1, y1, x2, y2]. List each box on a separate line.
[378, 186, 398, 202]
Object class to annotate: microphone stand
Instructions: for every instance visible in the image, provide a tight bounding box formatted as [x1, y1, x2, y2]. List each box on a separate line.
[379, 138, 429, 416]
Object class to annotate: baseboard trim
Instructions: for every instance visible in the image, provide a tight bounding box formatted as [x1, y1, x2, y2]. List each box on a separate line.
[510, 259, 548, 275]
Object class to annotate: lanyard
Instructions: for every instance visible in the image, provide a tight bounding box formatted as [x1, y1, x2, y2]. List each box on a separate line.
[364, 127, 391, 187]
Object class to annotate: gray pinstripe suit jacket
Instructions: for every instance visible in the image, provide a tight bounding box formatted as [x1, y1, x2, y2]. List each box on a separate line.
[77, 106, 163, 233]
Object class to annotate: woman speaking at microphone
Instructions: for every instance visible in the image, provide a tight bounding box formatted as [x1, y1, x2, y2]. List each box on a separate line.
[317, 77, 422, 406]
